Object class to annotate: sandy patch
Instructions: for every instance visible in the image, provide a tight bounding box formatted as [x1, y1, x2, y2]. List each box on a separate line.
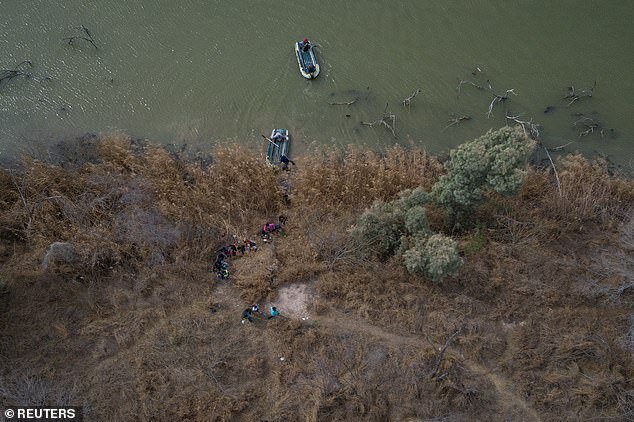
[272, 283, 314, 319]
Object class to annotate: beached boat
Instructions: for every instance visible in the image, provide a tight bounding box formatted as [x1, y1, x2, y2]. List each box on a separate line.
[266, 128, 290, 165]
[295, 40, 320, 79]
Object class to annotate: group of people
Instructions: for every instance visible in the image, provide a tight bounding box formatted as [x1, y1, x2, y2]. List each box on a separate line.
[242, 303, 280, 324]
[213, 238, 258, 279]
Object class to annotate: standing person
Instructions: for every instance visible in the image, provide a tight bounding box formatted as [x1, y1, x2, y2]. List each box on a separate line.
[280, 155, 295, 171]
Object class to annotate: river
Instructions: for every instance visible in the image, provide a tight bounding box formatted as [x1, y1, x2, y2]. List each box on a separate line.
[1, 0, 632, 166]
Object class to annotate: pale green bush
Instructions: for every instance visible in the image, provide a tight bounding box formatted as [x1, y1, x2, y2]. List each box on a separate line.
[433, 126, 536, 226]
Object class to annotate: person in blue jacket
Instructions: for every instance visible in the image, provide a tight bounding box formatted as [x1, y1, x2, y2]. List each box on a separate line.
[268, 306, 280, 319]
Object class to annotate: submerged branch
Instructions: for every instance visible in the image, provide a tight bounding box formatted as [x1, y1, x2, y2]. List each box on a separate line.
[444, 114, 472, 129]
[64, 25, 98, 50]
[402, 88, 422, 108]
[361, 104, 397, 139]
[563, 80, 596, 106]
[505, 114, 541, 140]
[329, 98, 357, 106]
[0, 60, 33, 86]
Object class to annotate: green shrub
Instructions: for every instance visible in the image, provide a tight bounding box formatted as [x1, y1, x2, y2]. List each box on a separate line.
[354, 186, 461, 281]
[432, 126, 536, 227]
[353, 201, 404, 258]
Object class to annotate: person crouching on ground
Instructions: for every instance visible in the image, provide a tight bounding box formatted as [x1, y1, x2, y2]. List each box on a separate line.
[268, 306, 280, 319]
[242, 308, 253, 324]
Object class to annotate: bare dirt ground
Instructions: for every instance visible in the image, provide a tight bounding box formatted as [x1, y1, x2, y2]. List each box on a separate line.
[217, 245, 542, 421]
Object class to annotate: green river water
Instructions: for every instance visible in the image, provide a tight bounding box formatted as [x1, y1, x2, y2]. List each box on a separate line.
[1, 0, 632, 166]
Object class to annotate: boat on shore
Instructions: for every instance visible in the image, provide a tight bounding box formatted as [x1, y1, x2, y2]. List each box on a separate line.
[265, 128, 290, 165]
[295, 40, 320, 79]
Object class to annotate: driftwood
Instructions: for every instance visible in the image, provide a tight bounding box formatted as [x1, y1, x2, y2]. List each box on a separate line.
[0, 60, 33, 86]
[329, 98, 357, 106]
[541, 144, 562, 197]
[63, 25, 98, 50]
[486, 82, 517, 118]
[564, 81, 596, 106]
[505, 114, 541, 140]
[547, 141, 573, 152]
[573, 114, 603, 138]
[361, 103, 397, 138]
[457, 78, 516, 118]
[504, 114, 561, 196]
[402, 88, 422, 109]
[430, 330, 461, 380]
[456, 79, 484, 93]
[444, 114, 471, 129]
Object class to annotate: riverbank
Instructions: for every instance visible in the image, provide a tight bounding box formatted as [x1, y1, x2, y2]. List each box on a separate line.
[1, 132, 632, 420]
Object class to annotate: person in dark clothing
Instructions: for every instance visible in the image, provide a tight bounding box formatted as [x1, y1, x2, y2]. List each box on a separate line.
[302, 38, 311, 52]
[213, 259, 224, 272]
[242, 308, 253, 324]
[279, 215, 288, 226]
[306, 64, 315, 74]
[280, 155, 295, 170]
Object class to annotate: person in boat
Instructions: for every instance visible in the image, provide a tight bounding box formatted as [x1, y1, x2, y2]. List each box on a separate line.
[306, 64, 316, 74]
[280, 155, 296, 170]
[301, 38, 311, 52]
[272, 132, 285, 142]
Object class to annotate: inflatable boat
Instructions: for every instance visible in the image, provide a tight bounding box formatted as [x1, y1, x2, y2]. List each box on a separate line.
[266, 128, 290, 165]
[295, 40, 320, 79]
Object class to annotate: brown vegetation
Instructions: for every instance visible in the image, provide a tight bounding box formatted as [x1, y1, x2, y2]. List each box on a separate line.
[0, 134, 632, 420]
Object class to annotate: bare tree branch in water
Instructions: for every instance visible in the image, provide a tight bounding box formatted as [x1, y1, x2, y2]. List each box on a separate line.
[456, 77, 516, 118]
[329, 99, 357, 106]
[444, 113, 471, 129]
[563, 80, 596, 106]
[456, 79, 484, 93]
[505, 114, 541, 140]
[402, 88, 422, 109]
[547, 141, 573, 152]
[0, 60, 33, 86]
[486, 83, 517, 118]
[362, 103, 397, 139]
[63, 25, 98, 50]
[573, 114, 603, 138]
[505, 113, 562, 196]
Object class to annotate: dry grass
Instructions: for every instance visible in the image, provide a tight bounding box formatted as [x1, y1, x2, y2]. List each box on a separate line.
[1, 137, 632, 420]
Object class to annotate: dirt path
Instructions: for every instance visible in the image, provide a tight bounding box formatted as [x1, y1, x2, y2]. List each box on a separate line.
[469, 362, 542, 422]
[211, 219, 542, 421]
[313, 309, 426, 348]
[316, 308, 541, 421]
